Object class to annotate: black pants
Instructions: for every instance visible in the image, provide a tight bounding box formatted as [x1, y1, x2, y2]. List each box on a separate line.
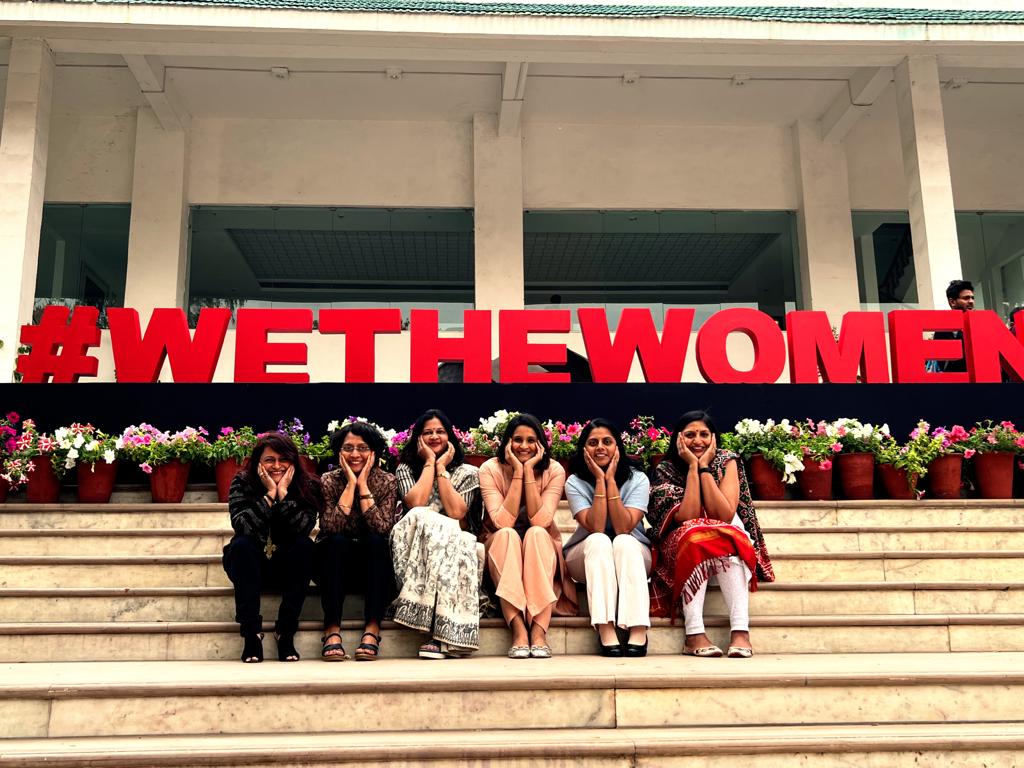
[222, 534, 313, 637]
[314, 532, 396, 628]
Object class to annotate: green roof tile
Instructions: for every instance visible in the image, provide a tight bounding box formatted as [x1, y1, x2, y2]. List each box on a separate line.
[58, 0, 1024, 24]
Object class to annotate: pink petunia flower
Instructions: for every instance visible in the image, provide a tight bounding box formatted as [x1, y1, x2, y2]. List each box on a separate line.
[820, 459, 832, 470]
[831, 442, 842, 453]
[5, 412, 19, 424]
[140, 462, 153, 474]
[987, 434, 998, 444]
[964, 449, 976, 459]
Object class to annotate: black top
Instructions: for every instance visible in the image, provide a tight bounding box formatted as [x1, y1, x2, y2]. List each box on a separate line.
[227, 473, 317, 544]
[933, 329, 967, 373]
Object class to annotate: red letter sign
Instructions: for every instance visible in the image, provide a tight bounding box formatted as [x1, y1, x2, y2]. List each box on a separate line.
[498, 310, 571, 383]
[695, 308, 786, 384]
[579, 307, 694, 383]
[409, 310, 492, 383]
[234, 309, 312, 383]
[107, 308, 229, 383]
[964, 310, 1024, 383]
[318, 309, 402, 383]
[786, 311, 889, 384]
[888, 310, 969, 383]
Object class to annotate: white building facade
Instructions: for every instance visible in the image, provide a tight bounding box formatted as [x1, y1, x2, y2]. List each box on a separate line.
[2, 0, 1024, 381]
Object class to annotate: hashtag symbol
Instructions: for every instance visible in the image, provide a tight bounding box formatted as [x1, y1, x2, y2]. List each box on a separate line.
[17, 306, 101, 383]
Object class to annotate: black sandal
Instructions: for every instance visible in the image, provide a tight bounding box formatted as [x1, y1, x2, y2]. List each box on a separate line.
[276, 633, 300, 662]
[320, 632, 348, 661]
[355, 631, 382, 661]
[241, 633, 264, 663]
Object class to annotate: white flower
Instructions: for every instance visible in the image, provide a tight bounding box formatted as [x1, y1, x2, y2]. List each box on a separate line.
[326, 420, 340, 433]
[64, 457, 76, 470]
[103, 450, 116, 464]
[782, 453, 805, 484]
[880, 423, 891, 437]
[86, 440, 99, 452]
[115, 437, 125, 450]
[67, 448, 79, 461]
[72, 434, 85, 449]
[55, 427, 69, 443]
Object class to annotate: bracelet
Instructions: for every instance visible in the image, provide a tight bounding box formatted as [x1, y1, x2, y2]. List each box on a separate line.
[698, 467, 714, 476]
[513, 475, 524, 480]
[524, 480, 536, 485]
[359, 493, 374, 500]
[593, 493, 606, 498]
[263, 494, 274, 505]
[608, 495, 621, 501]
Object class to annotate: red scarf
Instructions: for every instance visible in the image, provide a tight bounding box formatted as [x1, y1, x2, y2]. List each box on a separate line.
[670, 517, 759, 607]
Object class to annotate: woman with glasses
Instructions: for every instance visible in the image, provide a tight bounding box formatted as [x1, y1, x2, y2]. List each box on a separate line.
[223, 432, 323, 662]
[563, 418, 652, 657]
[315, 421, 398, 661]
[391, 409, 482, 659]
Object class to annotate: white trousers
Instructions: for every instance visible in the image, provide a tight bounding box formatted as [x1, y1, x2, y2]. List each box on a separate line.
[683, 555, 750, 636]
[565, 533, 652, 629]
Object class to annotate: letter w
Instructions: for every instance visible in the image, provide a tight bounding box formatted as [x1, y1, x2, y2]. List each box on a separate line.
[579, 308, 693, 383]
[107, 308, 230, 382]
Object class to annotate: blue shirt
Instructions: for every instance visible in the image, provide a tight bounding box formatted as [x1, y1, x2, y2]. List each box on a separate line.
[563, 469, 651, 553]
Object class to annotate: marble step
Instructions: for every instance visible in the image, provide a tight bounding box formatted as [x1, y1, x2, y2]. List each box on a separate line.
[2, 581, 1021, 624]
[2, 499, 1023, 532]
[2, 551, 1021, 588]
[4, 525, 1024, 557]
[3, 653, 1023, 739]
[0, 614, 1021, 661]
[3, 723, 1023, 767]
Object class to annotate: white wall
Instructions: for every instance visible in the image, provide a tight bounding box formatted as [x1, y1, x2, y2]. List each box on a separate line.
[45, 114, 135, 202]
[523, 123, 798, 210]
[188, 118, 473, 207]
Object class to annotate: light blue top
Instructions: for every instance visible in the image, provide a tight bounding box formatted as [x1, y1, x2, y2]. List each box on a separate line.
[563, 469, 651, 553]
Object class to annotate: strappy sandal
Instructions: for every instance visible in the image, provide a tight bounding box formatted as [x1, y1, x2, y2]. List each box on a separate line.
[354, 631, 382, 661]
[241, 632, 264, 663]
[320, 632, 348, 661]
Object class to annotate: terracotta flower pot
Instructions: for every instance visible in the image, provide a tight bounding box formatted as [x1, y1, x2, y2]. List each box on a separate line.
[26, 455, 61, 503]
[927, 454, 963, 500]
[215, 458, 244, 503]
[796, 458, 833, 501]
[463, 454, 489, 468]
[76, 461, 118, 504]
[0, 476, 9, 503]
[747, 454, 785, 500]
[649, 453, 666, 470]
[973, 451, 1015, 499]
[150, 460, 190, 503]
[300, 456, 319, 477]
[836, 452, 875, 500]
[878, 464, 918, 500]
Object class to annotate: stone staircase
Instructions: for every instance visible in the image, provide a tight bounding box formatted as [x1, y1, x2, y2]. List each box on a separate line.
[1, 493, 1023, 765]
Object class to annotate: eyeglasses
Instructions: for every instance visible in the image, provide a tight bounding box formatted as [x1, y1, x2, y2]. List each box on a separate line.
[341, 445, 372, 454]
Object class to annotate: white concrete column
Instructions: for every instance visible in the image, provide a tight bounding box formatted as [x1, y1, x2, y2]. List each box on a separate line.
[792, 119, 861, 318]
[0, 38, 54, 378]
[894, 55, 961, 310]
[123, 106, 190, 318]
[472, 112, 524, 312]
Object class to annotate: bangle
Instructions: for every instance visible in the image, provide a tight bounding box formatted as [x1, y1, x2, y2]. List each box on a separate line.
[608, 495, 620, 501]
[524, 480, 536, 485]
[263, 494, 274, 504]
[593, 493, 606, 498]
[359, 493, 374, 500]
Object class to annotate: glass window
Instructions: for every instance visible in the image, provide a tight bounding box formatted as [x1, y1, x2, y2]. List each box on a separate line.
[187, 206, 474, 329]
[523, 210, 799, 329]
[34, 204, 131, 326]
[852, 212, 917, 311]
[855, 211, 1024, 323]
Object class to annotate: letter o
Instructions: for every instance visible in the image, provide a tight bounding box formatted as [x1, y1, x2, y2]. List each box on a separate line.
[695, 308, 786, 384]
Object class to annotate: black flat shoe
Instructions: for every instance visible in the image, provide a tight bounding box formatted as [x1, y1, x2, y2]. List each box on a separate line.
[600, 642, 624, 658]
[625, 639, 648, 658]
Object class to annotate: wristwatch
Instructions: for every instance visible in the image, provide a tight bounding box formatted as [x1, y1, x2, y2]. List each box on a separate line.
[436, 468, 450, 480]
[698, 467, 714, 475]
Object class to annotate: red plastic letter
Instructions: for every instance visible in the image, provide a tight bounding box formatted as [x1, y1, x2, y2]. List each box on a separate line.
[409, 310, 492, 383]
[579, 307, 694, 383]
[107, 307, 229, 383]
[964, 310, 1024, 383]
[234, 309, 312, 383]
[786, 311, 889, 384]
[498, 310, 571, 383]
[318, 309, 402, 383]
[695, 308, 786, 384]
[888, 310, 969, 384]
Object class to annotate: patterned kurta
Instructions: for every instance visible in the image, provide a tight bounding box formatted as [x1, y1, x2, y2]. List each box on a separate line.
[318, 466, 398, 540]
